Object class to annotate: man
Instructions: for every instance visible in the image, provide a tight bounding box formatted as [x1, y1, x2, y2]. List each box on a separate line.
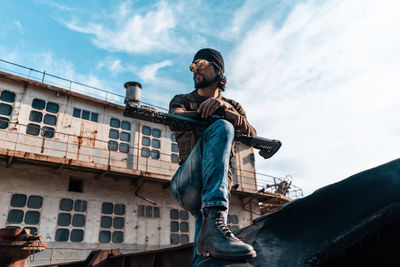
[169, 48, 257, 266]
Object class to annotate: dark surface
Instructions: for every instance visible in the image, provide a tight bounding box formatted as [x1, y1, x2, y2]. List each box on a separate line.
[221, 158, 400, 266]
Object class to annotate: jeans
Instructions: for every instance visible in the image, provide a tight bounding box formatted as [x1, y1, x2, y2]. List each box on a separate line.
[170, 119, 234, 266]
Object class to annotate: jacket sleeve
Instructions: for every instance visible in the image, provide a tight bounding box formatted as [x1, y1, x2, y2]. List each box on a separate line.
[169, 95, 194, 132]
[231, 101, 257, 136]
[169, 95, 187, 114]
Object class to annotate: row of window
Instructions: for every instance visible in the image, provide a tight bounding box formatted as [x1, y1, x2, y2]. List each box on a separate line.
[140, 126, 161, 159]
[0, 90, 16, 129]
[1, 93, 180, 163]
[99, 202, 125, 243]
[6, 194, 240, 245]
[170, 209, 189, 245]
[73, 108, 98, 122]
[6, 194, 43, 235]
[138, 205, 160, 218]
[26, 98, 59, 138]
[108, 118, 131, 154]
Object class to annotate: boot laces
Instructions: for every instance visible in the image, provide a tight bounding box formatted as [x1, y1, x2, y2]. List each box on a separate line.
[215, 210, 233, 237]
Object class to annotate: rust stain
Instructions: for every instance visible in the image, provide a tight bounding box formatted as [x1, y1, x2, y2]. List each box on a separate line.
[76, 136, 82, 159]
[41, 136, 46, 153]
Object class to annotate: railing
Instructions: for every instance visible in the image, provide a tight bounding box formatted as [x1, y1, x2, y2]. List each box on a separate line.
[0, 119, 179, 176]
[0, 118, 303, 199]
[256, 173, 303, 199]
[0, 59, 303, 199]
[0, 58, 167, 111]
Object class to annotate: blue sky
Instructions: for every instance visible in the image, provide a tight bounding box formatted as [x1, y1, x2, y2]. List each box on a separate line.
[1, 0, 400, 195]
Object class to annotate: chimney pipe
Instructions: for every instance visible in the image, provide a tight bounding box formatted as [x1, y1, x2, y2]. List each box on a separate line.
[124, 81, 142, 106]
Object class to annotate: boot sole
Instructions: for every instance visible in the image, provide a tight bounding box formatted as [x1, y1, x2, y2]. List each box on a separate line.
[197, 247, 257, 260]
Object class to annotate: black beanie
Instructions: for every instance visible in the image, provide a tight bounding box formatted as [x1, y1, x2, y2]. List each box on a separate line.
[193, 48, 224, 74]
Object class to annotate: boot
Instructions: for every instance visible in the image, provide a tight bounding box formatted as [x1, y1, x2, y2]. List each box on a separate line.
[196, 207, 256, 260]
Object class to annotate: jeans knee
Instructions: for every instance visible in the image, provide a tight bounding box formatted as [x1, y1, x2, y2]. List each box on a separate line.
[211, 119, 234, 138]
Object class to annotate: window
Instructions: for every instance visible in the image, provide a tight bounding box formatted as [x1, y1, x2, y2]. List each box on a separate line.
[29, 110, 42, 122]
[0, 103, 12, 116]
[171, 134, 179, 163]
[91, 113, 98, 122]
[73, 108, 81, 118]
[27, 98, 58, 138]
[121, 121, 131, 130]
[55, 198, 87, 242]
[1, 90, 16, 103]
[171, 143, 179, 153]
[138, 205, 160, 218]
[141, 147, 150, 157]
[142, 126, 151, 135]
[227, 214, 240, 233]
[119, 143, 129, 153]
[44, 114, 57, 125]
[109, 129, 119, 139]
[6, 194, 43, 235]
[99, 202, 126, 243]
[108, 140, 118, 151]
[170, 209, 189, 245]
[82, 110, 90, 120]
[32, 99, 45, 110]
[46, 102, 59, 113]
[41, 126, 55, 138]
[26, 123, 40, 136]
[142, 126, 161, 160]
[0, 90, 16, 129]
[108, 118, 131, 153]
[0, 116, 9, 129]
[72, 107, 99, 123]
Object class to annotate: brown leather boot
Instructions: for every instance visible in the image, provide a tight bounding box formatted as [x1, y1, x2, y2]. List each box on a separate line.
[196, 207, 256, 260]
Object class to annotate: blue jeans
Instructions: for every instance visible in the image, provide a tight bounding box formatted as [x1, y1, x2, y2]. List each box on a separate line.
[170, 119, 234, 266]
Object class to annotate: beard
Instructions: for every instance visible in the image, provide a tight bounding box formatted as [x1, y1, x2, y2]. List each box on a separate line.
[194, 74, 217, 89]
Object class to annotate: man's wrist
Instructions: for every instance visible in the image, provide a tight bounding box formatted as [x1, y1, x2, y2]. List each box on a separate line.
[222, 101, 234, 111]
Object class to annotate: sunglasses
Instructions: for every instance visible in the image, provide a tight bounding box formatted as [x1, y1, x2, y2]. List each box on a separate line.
[189, 59, 212, 72]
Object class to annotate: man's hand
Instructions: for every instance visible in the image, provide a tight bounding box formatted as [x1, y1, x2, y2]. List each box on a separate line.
[197, 98, 233, 118]
[225, 110, 251, 136]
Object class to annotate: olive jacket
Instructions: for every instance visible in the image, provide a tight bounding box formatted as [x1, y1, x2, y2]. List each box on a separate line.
[169, 90, 256, 189]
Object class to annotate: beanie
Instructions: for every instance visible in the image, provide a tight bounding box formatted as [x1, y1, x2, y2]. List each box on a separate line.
[193, 48, 224, 74]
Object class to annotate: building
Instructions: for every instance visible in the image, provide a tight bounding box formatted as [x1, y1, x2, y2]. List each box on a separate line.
[0, 60, 302, 265]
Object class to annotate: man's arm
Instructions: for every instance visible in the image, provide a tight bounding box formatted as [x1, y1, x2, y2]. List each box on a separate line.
[226, 101, 257, 136]
[169, 95, 201, 132]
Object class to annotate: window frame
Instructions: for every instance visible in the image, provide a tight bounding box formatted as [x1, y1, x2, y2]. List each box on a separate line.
[55, 198, 87, 243]
[6, 194, 44, 235]
[170, 208, 190, 245]
[99, 202, 126, 244]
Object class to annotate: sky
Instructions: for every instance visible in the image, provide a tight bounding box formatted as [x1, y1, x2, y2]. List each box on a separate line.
[1, 0, 399, 196]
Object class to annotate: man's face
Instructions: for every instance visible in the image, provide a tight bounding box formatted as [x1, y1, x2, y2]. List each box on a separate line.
[190, 59, 217, 89]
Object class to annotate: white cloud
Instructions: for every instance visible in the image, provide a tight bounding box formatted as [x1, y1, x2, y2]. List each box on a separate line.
[138, 60, 173, 82]
[226, 0, 400, 195]
[96, 57, 124, 74]
[40, 0, 75, 12]
[61, 1, 188, 54]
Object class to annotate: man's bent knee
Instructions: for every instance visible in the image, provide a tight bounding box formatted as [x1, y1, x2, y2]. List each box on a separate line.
[206, 119, 234, 140]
